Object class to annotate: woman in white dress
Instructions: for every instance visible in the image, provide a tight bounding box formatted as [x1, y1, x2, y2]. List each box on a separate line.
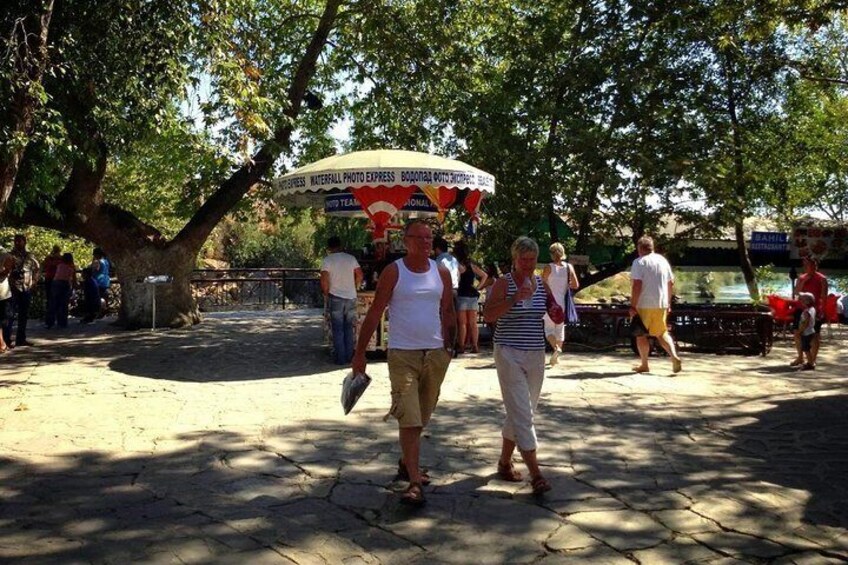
[541, 243, 579, 365]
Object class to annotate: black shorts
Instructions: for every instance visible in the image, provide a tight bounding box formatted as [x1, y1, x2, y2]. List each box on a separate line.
[0, 298, 10, 323]
[801, 333, 814, 352]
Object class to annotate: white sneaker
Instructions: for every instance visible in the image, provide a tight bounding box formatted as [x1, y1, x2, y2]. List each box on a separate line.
[550, 350, 559, 366]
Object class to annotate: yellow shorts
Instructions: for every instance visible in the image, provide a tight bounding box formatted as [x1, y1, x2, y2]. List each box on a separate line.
[387, 348, 451, 428]
[636, 308, 669, 338]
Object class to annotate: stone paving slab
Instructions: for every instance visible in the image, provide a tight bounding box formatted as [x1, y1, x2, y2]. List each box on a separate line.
[0, 311, 846, 563]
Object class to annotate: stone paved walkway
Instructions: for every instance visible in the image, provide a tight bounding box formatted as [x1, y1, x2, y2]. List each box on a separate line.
[1, 311, 846, 564]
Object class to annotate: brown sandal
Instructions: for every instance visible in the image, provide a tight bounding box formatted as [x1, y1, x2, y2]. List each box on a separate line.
[400, 482, 426, 506]
[397, 459, 431, 485]
[496, 460, 523, 482]
[531, 475, 552, 495]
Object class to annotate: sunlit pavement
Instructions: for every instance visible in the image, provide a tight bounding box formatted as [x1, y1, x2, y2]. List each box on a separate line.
[1, 311, 846, 564]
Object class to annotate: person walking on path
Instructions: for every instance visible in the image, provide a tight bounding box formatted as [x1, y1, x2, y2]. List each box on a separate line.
[0, 246, 14, 352]
[791, 256, 828, 368]
[433, 236, 459, 297]
[7, 234, 40, 347]
[90, 248, 111, 313]
[629, 235, 682, 374]
[52, 253, 77, 328]
[320, 236, 363, 365]
[454, 240, 488, 354]
[351, 220, 456, 507]
[483, 236, 553, 496]
[79, 267, 101, 324]
[541, 242, 579, 366]
[42, 245, 62, 328]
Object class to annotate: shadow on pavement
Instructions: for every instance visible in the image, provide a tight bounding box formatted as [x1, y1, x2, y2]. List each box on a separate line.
[6, 390, 847, 562]
[0, 405, 627, 563]
[3, 311, 335, 382]
[728, 394, 848, 529]
[3, 314, 847, 562]
[547, 371, 632, 380]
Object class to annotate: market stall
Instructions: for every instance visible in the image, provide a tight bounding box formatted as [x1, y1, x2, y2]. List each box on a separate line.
[274, 149, 495, 354]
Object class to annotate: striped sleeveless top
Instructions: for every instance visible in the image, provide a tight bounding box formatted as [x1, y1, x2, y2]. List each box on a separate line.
[493, 273, 546, 350]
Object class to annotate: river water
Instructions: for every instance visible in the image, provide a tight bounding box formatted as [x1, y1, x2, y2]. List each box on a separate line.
[684, 280, 844, 304]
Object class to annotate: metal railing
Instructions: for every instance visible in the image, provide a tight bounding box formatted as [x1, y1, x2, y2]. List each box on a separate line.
[190, 268, 322, 312]
[24, 269, 322, 318]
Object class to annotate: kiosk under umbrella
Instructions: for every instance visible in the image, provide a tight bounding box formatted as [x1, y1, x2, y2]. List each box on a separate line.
[274, 149, 495, 353]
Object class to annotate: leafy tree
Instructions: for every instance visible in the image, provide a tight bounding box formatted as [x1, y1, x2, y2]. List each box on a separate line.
[681, 1, 848, 300]
[338, 0, 707, 282]
[223, 215, 318, 269]
[0, 0, 54, 214]
[758, 15, 848, 223]
[1, 0, 343, 327]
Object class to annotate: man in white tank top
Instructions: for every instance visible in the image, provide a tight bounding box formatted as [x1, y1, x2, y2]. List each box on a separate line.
[352, 220, 456, 507]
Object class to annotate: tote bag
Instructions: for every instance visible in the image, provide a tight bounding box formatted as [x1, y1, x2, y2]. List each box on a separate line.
[563, 266, 579, 323]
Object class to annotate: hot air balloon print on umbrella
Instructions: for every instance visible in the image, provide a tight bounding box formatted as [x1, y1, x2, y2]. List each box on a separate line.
[274, 149, 494, 239]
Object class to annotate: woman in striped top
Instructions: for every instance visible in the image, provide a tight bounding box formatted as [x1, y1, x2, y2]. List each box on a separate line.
[483, 236, 552, 495]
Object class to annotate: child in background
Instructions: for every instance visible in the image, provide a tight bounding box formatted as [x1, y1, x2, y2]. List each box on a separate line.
[797, 292, 817, 371]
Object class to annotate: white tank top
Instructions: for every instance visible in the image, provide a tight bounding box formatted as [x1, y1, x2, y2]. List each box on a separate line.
[546, 262, 569, 308]
[388, 258, 444, 350]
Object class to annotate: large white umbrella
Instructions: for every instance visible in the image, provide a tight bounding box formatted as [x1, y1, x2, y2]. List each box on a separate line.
[273, 149, 495, 237]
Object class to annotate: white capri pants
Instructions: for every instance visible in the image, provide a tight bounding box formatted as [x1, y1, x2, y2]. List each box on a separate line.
[494, 344, 546, 451]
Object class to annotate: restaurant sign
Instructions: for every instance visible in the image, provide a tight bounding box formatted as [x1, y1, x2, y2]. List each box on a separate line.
[750, 231, 789, 252]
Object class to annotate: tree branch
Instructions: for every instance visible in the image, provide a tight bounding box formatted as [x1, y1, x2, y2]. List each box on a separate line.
[0, 0, 54, 216]
[173, 0, 343, 252]
[797, 72, 848, 86]
[785, 59, 848, 86]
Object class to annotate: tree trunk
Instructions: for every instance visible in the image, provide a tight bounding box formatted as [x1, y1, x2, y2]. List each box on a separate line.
[735, 221, 759, 302]
[112, 244, 201, 329]
[8, 0, 342, 329]
[722, 52, 759, 303]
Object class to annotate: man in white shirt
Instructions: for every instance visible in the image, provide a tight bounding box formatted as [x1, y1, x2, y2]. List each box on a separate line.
[8, 234, 39, 347]
[433, 237, 459, 292]
[321, 236, 363, 365]
[629, 235, 682, 374]
[434, 237, 459, 332]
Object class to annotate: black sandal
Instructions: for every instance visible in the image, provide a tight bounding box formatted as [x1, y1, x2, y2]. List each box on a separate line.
[400, 482, 426, 506]
[397, 459, 431, 485]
